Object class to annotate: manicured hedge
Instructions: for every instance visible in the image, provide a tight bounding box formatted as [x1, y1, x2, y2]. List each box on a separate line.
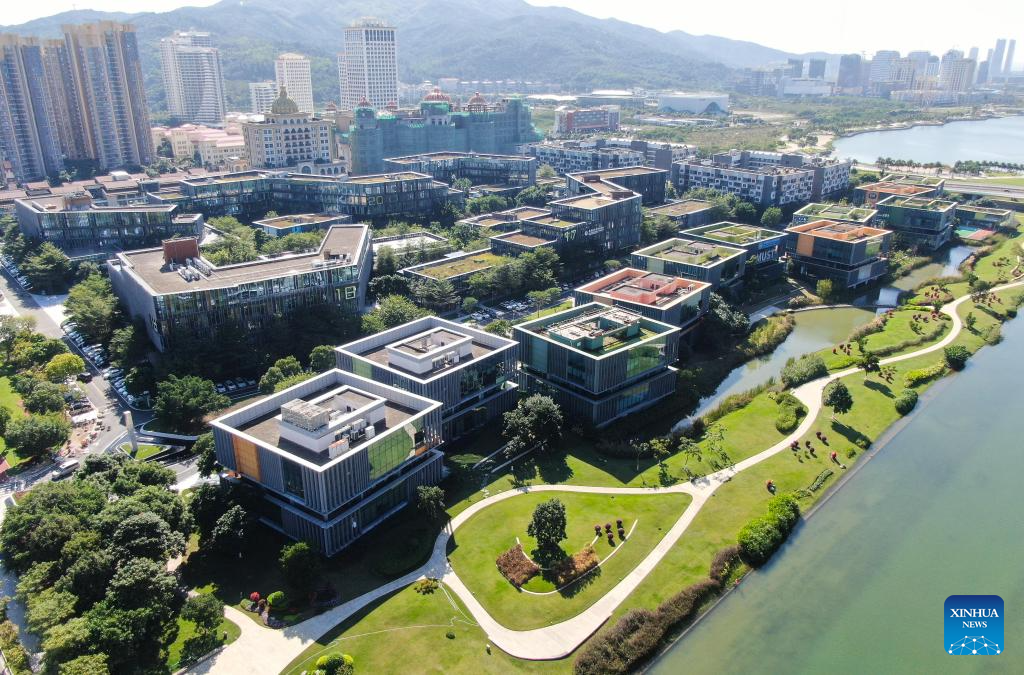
[894, 389, 919, 415]
[737, 494, 801, 567]
[780, 354, 827, 388]
[773, 392, 806, 433]
[904, 361, 947, 387]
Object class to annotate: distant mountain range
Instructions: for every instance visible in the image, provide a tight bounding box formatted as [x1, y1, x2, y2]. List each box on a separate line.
[3, 0, 814, 113]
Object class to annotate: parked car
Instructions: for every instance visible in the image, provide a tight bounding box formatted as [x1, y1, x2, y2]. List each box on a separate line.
[216, 384, 226, 394]
[226, 382, 237, 392]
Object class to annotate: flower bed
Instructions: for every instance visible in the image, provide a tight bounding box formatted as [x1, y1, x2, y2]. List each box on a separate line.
[496, 544, 540, 588]
[550, 545, 600, 587]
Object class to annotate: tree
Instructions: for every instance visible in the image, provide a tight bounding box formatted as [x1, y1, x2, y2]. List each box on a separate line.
[273, 356, 303, 378]
[452, 177, 473, 194]
[23, 382, 66, 414]
[181, 593, 224, 633]
[5, 415, 70, 458]
[107, 325, 143, 366]
[0, 407, 9, 437]
[362, 295, 429, 333]
[515, 184, 551, 207]
[485, 319, 512, 338]
[368, 274, 410, 300]
[20, 243, 72, 292]
[702, 293, 749, 341]
[964, 312, 977, 332]
[111, 512, 185, 560]
[526, 289, 548, 313]
[211, 505, 249, 555]
[461, 296, 479, 314]
[316, 653, 354, 675]
[188, 483, 234, 542]
[412, 279, 458, 311]
[44, 353, 85, 383]
[0, 315, 36, 358]
[537, 163, 557, 179]
[153, 375, 229, 432]
[375, 246, 399, 275]
[279, 542, 322, 597]
[734, 201, 757, 224]
[815, 278, 835, 302]
[58, 653, 110, 675]
[502, 394, 563, 452]
[309, 345, 336, 372]
[416, 485, 445, 521]
[64, 274, 119, 343]
[527, 498, 567, 552]
[760, 206, 783, 228]
[193, 433, 218, 478]
[823, 380, 853, 421]
[259, 366, 284, 393]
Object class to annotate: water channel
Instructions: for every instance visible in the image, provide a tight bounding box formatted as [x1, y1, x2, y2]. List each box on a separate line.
[652, 312, 1024, 674]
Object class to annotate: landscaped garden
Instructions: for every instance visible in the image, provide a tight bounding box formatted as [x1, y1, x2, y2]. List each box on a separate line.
[448, 491, 691, 629]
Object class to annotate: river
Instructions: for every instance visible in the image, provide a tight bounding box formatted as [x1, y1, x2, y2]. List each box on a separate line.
[652, 311, 1024, 673]
[833, 115, 1024, 165]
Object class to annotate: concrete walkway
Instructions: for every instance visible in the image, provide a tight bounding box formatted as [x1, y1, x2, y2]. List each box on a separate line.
[188, 277, 1024, 673]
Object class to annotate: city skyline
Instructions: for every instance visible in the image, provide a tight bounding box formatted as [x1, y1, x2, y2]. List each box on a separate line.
[2, 1, 1022, 67]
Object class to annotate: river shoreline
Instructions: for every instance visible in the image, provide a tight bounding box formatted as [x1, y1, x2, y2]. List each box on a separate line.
[834, 111, 1021, 142]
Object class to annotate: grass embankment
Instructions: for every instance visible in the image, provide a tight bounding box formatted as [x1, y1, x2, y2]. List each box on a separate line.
[165, 610, 241, 670]
[449, 491, 691, 630]
[119, 442, 165, 460]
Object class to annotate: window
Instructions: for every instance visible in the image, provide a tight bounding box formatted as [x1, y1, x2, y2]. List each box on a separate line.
[282, 459, 305, 500]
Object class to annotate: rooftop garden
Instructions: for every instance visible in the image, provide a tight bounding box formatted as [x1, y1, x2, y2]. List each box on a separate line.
[415, 252, 511, 279]
[796, 203, 874, 221]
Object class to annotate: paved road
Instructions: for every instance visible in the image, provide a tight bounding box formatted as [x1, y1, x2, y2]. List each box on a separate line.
[189, 274, 1024, 672]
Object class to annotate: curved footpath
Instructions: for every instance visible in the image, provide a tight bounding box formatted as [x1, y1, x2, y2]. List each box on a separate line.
[188, 280, 1023, 674]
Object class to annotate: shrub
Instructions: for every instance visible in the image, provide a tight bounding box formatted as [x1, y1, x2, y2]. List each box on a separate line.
[780, 354, 827, 388]
[413, 578, 439, 594]
[316, 652, 353, 675]
[495, 544, 540, 588]
[446, 630, 456, 639]
[904, 361, 947, 387]
[943, 344, 970, 371]
[573, 608, 664, 675]
[266, 591, 286, 609]
[773, 392, 807, 433]
[737, 494, 801, 567]
[709, 545, 742, 583]
[551, 546, 599, 587]
[656, 578, 721, 627]
[894, 389, 919, 415]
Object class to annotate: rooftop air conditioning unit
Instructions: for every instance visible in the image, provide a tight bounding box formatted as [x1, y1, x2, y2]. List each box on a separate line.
[364, 425, 376, 440]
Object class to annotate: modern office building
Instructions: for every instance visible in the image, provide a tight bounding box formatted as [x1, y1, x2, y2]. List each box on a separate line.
[938, 50, 976, 92]
[249, 81, 277, 114]
[159, 31, 226, 125]
[241, 89, 335, 169]
[565, 166, 667, 206]
[338, 17, 398, 111]
[681, 221, 788, 280]
[792, 202, 878, 226]
[210, 369, 444, 556]
[875, 195, 956, 250]
[630, 237, 746, 290]
[880, 173, 945, 193]
[836, 54, 864, 89]
[515, 303, 681, 427]
[253, 213, 352, 238]
[555, 106, 620, 134]
[991, 39, 1007, 80]
[573, 268, 710, 333]
[954, 204, 1015, 230]
[62, 21, 154, 169]
[275, 53, 313, 114]
[807, 59, 827, 79]
[852, 181, 939, 208]
[382, 152, 536, 190]
[400, 249, 513, 294]
[15, 193, 203, 256]
[672, 150, 851, 207]
[108, 225, 371, 351]
[347, 88, 540, 175]
[336, 317, 518, 440]
[329, 171, 456, 222]
[0, 35, 65, 183]
[785, 219, 891, 289]
[644, 200, 716, 229]
[870, 50, 901, 83]
[526, 142, 645, 175]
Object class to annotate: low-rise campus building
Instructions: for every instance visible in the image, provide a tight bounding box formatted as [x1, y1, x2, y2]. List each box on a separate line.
[785, 219, 892, 289]
[644, 199, 716, 229]
[515, 303, 681, 427]
[565, 166, 668, 206]
[253, 213, 352, 238]
[954, 204, 1015, 230]
[555, 106, 621, 134]
[672, 150, 852, 207]
[400, 249, 514, 294]
[108, 225, 371, 351]
[210, 369, 444, 556]
[852, 181, 939, 208]
[630, 237, 746, 291]
[875, 195, 956, 250]
[382, 152, 536, 192]
[791, 202, 878, 226]
[14, 193, 204, 257]
[681, 222, 788, 280]
[573, 268, 710, 334]
[336, 317, 518, 440]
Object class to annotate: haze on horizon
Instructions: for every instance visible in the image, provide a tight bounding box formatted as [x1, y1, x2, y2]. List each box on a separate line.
[3, 0, 1023, 68]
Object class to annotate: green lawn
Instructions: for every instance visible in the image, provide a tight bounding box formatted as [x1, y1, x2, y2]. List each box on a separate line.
[119, 442, 165, 460]
[165, 610, 241, 670]
[448, 491, 691, 630]
[0, 375, 31, 469]
[516, 300, 573, 323]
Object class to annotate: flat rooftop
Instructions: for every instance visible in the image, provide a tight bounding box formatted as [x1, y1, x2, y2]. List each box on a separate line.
[526, 214, 582, 229]
[181, 171, 269, 186]
[646, 200, 714, 218]
[235, 383, 417, 467]
[528, 305, 666, 356]
[684, 222, 786, 246]
[354, 332, 496, 380]
[879, 196, 956, 212]
[116, 225, 367, 295]
[570, 166, 665, 181]
[577, 268, 709, 308]
[857, 181, 933, 197]
[955, 204, 1013, 216]
[787, 219, 890, 243]
[552, 193, 636, 210]
[410, 251, 510, 279]
[635, 238, 744, 267]
[255, 213, 340, 229]
[795, 203, 876, 222]
[493, 232, 556, 247]
[386, 151, 530, 162]
[372, 232, 447, 253]
[880, 173, 945, 187]
[345, 171, 429, 184]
